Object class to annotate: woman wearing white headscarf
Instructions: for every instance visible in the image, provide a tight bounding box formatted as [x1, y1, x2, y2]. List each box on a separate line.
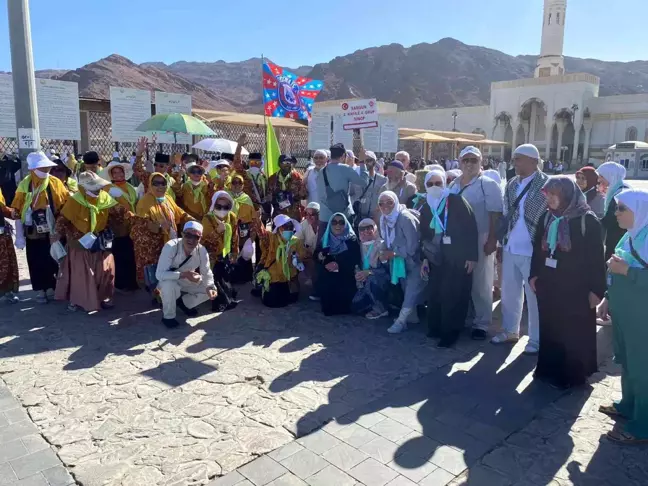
[597, 162, 630, 260]
[377, 190, 424, 333]
[419, 170, 478, 347]
[201, 191, 239, 312]
[352, 218, 390, 319]
[596, 189, 648, 444]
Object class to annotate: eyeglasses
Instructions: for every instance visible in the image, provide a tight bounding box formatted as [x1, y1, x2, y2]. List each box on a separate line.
[426, 181, 444, 187]
[182, 232, 201, 241]
[378, 201, 394, 207]
[331, 219, 346, 226]
[359, 225, 374, 232]
[213, 204, 231, 211]
[305, 211, 318, 217]
[151, 181, 168, 188]
[188, 169, 203, 175]
[462, 158, 479, 164]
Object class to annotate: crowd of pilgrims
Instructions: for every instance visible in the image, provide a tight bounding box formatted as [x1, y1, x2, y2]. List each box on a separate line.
[0, 133, 647, 445]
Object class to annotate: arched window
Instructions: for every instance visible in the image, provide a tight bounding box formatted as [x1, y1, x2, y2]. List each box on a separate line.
[556, 12, 561, 25]
[548, 13, 552, 25]
[626, 126, 638, 141]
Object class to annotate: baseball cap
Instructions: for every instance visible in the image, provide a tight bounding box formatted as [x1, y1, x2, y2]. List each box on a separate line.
[459, 146, 482, 159]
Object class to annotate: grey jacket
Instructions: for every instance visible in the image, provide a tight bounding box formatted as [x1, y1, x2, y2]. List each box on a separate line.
[317, 161, 369, 222]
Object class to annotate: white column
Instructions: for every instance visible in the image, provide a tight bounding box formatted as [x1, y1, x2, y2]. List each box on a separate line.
[545, 119, 553, 160]
[511, 124, 519, 151]
[583, 120, 593, 162]
[556, 119, 567, 162]
[571, 124, 581, 166]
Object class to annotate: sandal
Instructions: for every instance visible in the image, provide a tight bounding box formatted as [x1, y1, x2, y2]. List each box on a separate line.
[606, 428, 648, 445]
[599, 404, 624, 419]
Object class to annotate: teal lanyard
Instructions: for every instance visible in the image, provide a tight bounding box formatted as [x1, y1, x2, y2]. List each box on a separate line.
[429, 197, 448, 234]
[363, 242, 374, 270]
[547, 214, 564, 257]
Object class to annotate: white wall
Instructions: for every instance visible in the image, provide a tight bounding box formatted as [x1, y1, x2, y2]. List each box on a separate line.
[394, 105, 491, 134]
[587, 94, 648, 148]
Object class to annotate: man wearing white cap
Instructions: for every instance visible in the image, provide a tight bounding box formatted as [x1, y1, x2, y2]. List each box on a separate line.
[11, 152, 70, 303]
[491, 144, 548, 354]
[303, 150, 328, 205]
[449, 146, 503, 340]
[155, 221, 217, 328]
[395, 151, 417, 185]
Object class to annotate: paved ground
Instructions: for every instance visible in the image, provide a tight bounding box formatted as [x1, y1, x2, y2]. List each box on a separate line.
[1, 246, 647, 485]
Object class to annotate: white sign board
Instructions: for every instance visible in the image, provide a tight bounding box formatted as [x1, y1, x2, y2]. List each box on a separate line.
[361, 125, 381, 152]
[36, 78, 81, 140]
[0, 75, 17, 139]
[379, 116, 399, 153]
[110, 87, 152, 142]
[154, 91, 192, 144]
[18, 128, 40, 149]
[308, 113, 331, 150]
[333, 114, 353, 148]
[340, 98, 378, 131]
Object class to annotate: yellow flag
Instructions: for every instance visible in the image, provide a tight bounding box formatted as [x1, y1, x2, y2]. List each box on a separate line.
[265, 119, 280, 177]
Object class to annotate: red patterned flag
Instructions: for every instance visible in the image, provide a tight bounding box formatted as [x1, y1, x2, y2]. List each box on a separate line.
[263, 60, 324, 121]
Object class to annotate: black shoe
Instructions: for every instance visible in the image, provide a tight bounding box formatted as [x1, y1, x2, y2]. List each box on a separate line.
[250, 288, 262, 298]
[162, 318, 180, 328]
[437, 338, 457, 348]
[176, 298, 198, 317]
[471, 329, 488, 341]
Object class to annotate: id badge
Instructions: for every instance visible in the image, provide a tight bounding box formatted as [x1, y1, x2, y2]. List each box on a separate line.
[607, 273, 612, 286]
[545, 257, 557, 268]
[442, 236, 452, 245]
[240, 229, 249, 237]
[360, 198, 367, 204]
[278, 199, 291, 209]
[0, 226, 5, 235]
[36, 223, 49, 234]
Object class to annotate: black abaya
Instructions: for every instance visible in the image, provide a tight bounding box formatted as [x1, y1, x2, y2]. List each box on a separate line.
[26, 237, 57, 292]
[602, 198, 626, 261]
[530, 212, 607, 388]
[315, 239, 361, 316]
[112, 236, 138, 291]
[212, 260, 238, 312]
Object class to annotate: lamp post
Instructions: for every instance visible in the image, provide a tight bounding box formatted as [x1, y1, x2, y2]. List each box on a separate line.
[452, 111, 458, 132]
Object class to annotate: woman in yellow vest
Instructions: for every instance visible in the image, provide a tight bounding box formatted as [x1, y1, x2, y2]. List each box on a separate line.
[229, 174, 261, 284]
[53, 172, 126, 312]
[207, 159, 232, 192]
[100, 161, 139, 291]
[131, 172, 192, 287]
[0, 187, 19, 304]
[11, 152, 69, 304]
[176, 162, 212, 220]
[50, 158, 78, 194]
[201, 191, 239, 312]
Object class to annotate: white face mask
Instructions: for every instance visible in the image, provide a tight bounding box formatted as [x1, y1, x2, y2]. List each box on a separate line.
[249, 167, 261, 176]
[190, 180, 202, 186]
[33, 169, 49, 179]
[214, 210, 229, 219]
[426, 186, 444, 199]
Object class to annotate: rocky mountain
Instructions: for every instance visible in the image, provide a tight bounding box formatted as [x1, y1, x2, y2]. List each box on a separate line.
[32, 38, 648, 112]
[54, 54, 240, 110]
[142, 59, 312, 107]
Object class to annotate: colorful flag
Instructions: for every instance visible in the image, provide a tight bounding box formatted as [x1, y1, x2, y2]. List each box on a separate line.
[263, 60, 323, 121]
[265, 118, 281, 177]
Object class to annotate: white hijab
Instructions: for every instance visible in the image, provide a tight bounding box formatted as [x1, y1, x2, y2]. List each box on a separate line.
[598, 162, 627, 212]
[379, 191, 402, 248]
[209, 190, 234, 213]
[616, 189, 648, 265]
[424, 170, 450, 209]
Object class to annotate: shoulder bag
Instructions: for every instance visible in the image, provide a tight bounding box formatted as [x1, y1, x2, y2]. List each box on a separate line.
[496, 181, 533, 243]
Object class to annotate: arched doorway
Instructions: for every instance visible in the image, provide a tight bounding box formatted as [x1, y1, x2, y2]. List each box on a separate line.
[515, 125, 526, 147]
[494, 112, 513, 160]
[554, 108, 575, 167]
[519, 98, 548, 147]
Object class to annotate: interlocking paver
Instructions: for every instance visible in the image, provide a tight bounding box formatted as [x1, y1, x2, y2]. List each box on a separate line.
[10, 448, 61, 480]
[268, 442, 304, 463]
[321, 443, 367, 471]
[207, 470, 246, 486]
[41, 465, 76, 486]
[3, 408, 29, 424]
[355, 411, 388, 429]
[333, 423, 379, 449]
[388, 452, 439, 482]
[369, 418, 413, 443]
[348, 458, 398, 486]
[279, 449, 328, 480]
[266, 473, 308, 486]
[297, 430, 341, 455]
[11, 473, 50, 486]
[385, 476, 417, 486]
[418, 468, 455, 486]
[428, 446, 467, 476]
[0, 396, 19, 412]
[238, 456, 287, 486]
[358, 436, 400, 464]
[0, 438, 27, 462]
[0, 421, 38, 443]
[19, 436, 49, 455]
[0, 462, 18, 484]
[305, 465, 355, 486]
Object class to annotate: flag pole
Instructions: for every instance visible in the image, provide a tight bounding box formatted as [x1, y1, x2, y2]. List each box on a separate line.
[261, 54, 267, 175]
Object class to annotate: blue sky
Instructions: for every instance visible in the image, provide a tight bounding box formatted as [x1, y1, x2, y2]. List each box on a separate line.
[0, 0, 646, 72]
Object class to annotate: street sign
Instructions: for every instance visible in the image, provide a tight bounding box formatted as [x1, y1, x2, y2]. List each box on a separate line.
[340, 99, 378, 131]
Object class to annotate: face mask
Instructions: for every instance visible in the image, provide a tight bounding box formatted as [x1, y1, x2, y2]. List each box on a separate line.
[249, 167, 261, 176]
[156, 197, 166, 203]
[190, 180, 202, 186]
[426, 186, 444, 199]
[362, 240, 374, 246]
[214, 210, 228, 219]
[281, 230, 294, 241]
[33, 169, 49, 179]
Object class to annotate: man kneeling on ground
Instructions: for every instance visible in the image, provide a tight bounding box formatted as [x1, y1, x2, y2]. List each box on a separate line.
[156, 221, 218, 327]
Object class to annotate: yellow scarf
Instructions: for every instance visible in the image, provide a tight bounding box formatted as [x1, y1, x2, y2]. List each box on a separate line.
[208, 213, 232, 258]
[230, 191, 253, 216]
[278, 171, 292, 191]
[184, 180, 207, 213]
[16, 174, 50, 222]
[164, 173, 176, 200]
[113, 181, 137, 211]
[276, 236, 297, 280]
[250, 171, 267, 193]
[63, 190, 118, 233]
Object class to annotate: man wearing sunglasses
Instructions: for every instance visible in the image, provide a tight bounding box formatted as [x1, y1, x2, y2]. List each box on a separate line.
[155, 221, 217, 328]
[449, 146, 503, 341]
[132, 137, 179, 200]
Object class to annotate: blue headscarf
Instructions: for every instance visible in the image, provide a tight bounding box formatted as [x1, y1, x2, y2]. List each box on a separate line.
[322, 212, 356, 255]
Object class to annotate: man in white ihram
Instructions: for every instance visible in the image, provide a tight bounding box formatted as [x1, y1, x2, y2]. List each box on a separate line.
[156, 221, 217, 328]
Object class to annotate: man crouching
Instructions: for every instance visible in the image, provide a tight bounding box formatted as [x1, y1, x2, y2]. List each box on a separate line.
[156, 221, 218, 327]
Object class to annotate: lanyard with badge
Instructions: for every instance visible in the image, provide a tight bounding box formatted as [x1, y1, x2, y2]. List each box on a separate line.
[545, 214, 562, 268]
[432, 198, 451, 245]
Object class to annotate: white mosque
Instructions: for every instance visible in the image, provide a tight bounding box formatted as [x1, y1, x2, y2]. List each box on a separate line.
[395, 0, 648, 176]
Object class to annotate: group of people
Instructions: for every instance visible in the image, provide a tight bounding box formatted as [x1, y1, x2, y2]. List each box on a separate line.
[0, 135, 646, 445]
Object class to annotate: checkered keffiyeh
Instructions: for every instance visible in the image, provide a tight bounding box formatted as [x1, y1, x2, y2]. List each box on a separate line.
[504, 171, 549, 243]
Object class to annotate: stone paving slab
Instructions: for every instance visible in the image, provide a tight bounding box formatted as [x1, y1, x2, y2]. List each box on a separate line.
[0, 381, 75, 486]
[211, 343, 648, 486]
[0, 251, 491, 485]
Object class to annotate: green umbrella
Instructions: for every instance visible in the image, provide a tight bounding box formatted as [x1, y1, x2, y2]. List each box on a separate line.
[135, 113, 215, 143]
